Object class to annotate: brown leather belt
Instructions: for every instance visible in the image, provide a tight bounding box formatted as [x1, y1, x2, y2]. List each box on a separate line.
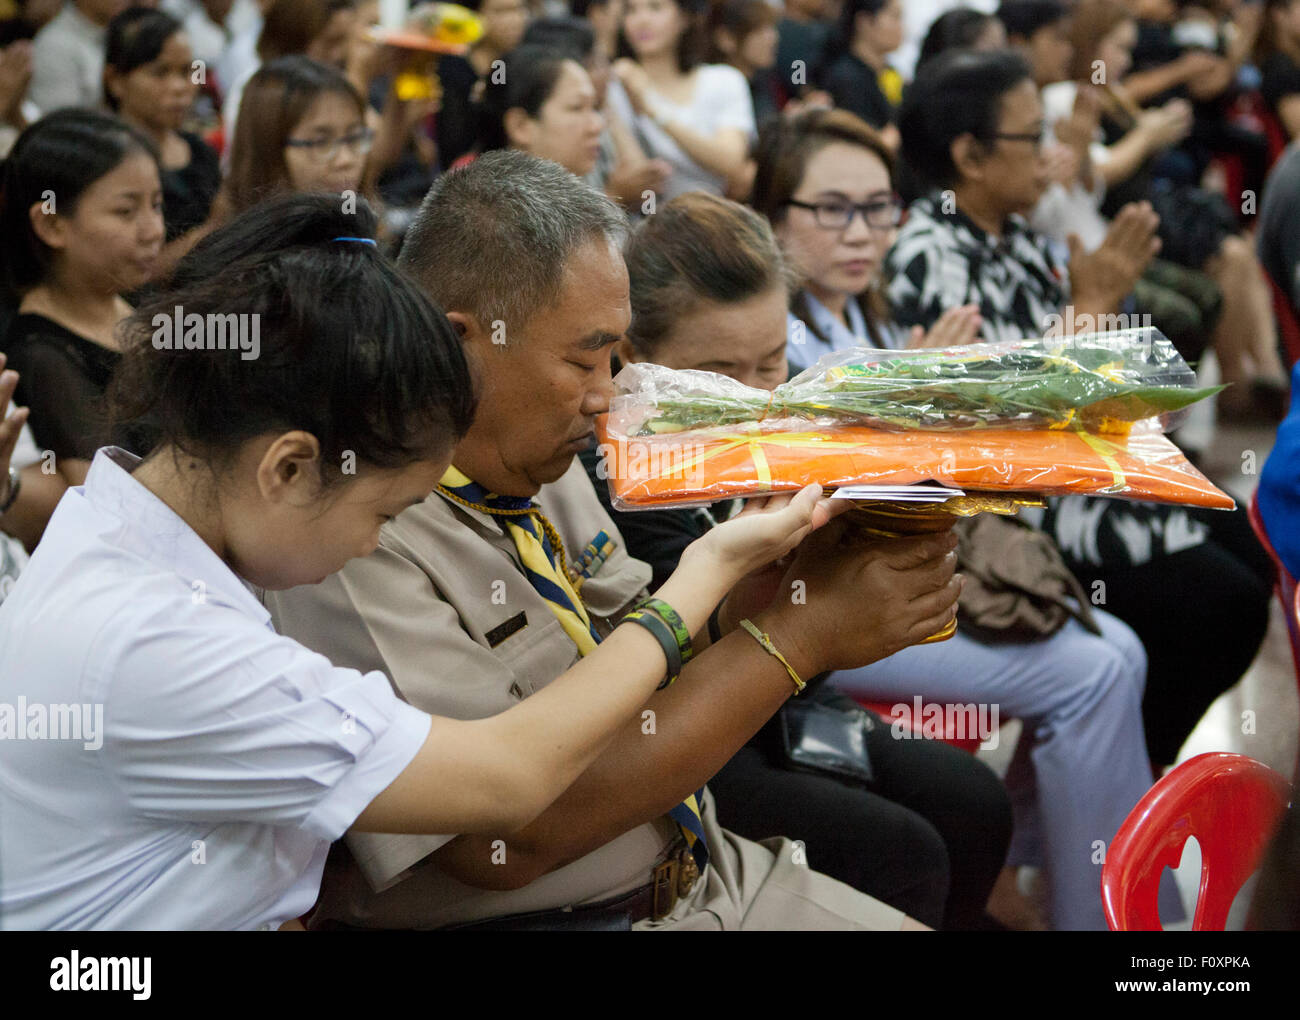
[439, 839, 701, 931]
[630, 839, 702, 923]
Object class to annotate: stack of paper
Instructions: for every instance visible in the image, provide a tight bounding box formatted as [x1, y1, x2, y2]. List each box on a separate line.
[831, 483, 966, 502]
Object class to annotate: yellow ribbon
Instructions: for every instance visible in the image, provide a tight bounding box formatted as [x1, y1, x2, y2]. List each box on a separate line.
[1072, 428, 1128, 493]
[656, 427, 869, 489]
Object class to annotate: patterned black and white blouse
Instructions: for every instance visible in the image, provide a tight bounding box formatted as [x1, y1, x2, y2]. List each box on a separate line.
[881, 190, 1222, 580]
[883, 192, 1069, 342]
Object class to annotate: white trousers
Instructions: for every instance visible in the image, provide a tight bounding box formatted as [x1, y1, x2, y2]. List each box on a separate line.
[830, 610, 1183, 930]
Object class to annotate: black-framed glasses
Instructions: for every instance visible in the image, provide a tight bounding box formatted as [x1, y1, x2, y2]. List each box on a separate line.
[992, 129, 1046, 148]
[788, 196, 903, 231]
[284, 127, 374, 163]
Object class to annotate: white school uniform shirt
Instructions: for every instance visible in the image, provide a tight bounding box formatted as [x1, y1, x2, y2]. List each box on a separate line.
[0, 447, 439, 930]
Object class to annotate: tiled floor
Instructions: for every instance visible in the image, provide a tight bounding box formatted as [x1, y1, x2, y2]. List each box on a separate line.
[1166, 397, 1297, 929]
[975, 360, 1297, 929]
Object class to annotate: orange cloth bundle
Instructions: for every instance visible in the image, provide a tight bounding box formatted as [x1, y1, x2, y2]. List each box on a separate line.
[593, 418, 1234, 510]
[598, 330, 1234, 512]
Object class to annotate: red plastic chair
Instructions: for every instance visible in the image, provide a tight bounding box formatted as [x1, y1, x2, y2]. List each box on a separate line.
[1247, 490, 1300, 685]
[854, 698, 986, 753]
[1101, 752, 1291, 930]
[1294, 582, 1300, 680]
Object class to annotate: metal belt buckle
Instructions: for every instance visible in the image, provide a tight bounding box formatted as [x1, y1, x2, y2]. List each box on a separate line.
[651, 858, 680, 921]
[677, 850, 699, 898]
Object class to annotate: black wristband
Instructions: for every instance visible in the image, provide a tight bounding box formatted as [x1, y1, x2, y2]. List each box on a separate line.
[623, 608, 682, 689]
[707, 602, 723, 646]
[635, 597, 694, 665]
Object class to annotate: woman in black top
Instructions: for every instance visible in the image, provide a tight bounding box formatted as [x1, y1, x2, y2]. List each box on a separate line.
[435, 0, 530, 168]
[1, 110, 164, 486]
[819, 0, 903, 149]
[104, 8, 220, 269]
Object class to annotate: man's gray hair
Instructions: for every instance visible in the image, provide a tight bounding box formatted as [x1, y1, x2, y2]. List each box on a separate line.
[399, 150, 630, 336]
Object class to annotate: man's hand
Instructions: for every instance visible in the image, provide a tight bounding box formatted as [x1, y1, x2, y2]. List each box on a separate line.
[1067, 200, 1161, 315]
[758, 523, 962, 677]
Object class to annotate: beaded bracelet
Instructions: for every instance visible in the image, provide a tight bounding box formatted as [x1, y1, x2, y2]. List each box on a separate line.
[738, 619, 805, 695]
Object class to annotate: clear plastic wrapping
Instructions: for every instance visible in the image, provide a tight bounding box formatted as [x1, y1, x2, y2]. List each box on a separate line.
[597, 329, 1234, 512]
[613, 328, 1220, 437]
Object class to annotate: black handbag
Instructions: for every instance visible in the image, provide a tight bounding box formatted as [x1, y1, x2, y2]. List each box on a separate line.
[762, 677, 876, 786]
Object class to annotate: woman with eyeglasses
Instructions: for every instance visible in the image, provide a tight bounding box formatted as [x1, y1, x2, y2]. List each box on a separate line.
[608, 175, 1166, 931]
[219, 0, 360, 149]
[886, 47, 1275, 833]
[750, 104, 1190, 932]
[221, 55, 374, 219]
[748, 107, 981, 374]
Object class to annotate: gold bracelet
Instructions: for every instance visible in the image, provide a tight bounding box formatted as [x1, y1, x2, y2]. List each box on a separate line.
[738, 619, 805, 695]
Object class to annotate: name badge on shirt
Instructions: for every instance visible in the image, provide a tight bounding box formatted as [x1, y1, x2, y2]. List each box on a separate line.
[485, 611, 528, 648]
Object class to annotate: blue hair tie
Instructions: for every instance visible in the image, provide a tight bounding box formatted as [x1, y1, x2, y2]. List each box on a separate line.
[333, 236, 377, 246]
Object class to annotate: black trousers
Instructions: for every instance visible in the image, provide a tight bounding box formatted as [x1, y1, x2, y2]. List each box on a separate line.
[707, 709, 1013, 930]
[1047, 503, 1274, 766]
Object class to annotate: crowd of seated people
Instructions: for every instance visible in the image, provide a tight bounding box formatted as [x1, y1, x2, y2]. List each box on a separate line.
[0, 0, 1296, 932]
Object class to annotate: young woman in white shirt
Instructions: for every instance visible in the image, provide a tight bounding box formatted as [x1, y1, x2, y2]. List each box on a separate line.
[608, 0, 756, 199]
[0, 192, 833, 930]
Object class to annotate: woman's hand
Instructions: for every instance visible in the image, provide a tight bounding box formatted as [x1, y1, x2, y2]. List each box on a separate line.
[685, 483, 843, 590]
[906, 305, 982, 349]
[1138, 99, 1192, 152]
[0, 356, 30, 508]
[612, 58, 655, 118]
[1068, 200, 1160, 316]
[604, 158, 672, 208]
[0, 40, 32, 124]
[1041, 141, 1081, 187]
[783, 90, 832, 117]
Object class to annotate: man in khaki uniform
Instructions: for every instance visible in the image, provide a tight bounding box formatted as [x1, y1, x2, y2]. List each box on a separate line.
[267, 151, 961, 930]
